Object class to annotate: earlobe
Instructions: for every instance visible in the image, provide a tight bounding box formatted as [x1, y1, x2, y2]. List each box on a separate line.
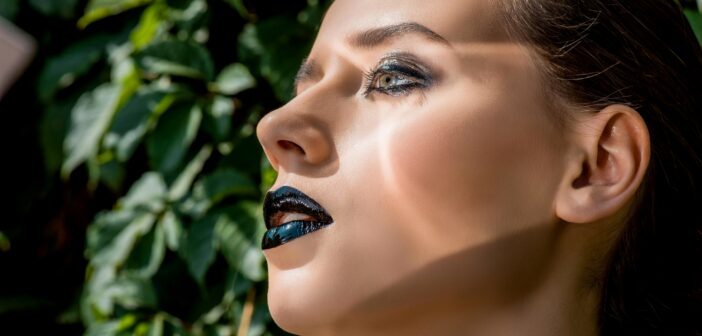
[555, 104, 651, 224]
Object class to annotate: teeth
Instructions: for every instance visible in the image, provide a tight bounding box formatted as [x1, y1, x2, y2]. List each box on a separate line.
[279, 212, 316, 226]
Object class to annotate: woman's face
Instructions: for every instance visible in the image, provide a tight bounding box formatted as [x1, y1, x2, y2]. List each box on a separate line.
[257, 0, 569, 332]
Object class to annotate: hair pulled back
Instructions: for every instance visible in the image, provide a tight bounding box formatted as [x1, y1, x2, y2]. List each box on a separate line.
[501, 1, 702, 334]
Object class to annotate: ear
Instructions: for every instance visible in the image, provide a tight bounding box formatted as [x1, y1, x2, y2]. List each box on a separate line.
[555, 104, 650, 224]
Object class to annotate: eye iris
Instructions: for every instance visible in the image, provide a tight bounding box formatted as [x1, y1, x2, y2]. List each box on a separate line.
[378, 74, 397, 88]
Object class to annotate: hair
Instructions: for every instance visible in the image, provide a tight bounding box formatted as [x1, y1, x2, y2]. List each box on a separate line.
[499, 0, 702, 334]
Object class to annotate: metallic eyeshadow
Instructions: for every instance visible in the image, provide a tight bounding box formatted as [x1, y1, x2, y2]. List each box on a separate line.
[363, 52, 435, 96]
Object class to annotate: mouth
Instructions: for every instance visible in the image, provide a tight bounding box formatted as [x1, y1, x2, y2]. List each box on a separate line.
[262, 186, 334, 250]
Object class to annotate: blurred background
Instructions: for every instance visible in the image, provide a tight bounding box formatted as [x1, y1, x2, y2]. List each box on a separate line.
[0, 0, 329, 334]
[0, 0, 699, 335]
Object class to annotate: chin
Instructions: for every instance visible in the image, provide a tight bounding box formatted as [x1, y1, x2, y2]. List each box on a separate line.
[267, 294, 310, 335]
[266, 268, 341, 335]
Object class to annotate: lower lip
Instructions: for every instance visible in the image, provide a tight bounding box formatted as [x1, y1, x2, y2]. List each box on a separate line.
[262, 220, 333, 250]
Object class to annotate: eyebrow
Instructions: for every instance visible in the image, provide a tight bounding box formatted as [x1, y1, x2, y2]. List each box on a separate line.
[294, 57, 320, 92]
[293, 22, 449, 95]
[349, 22, 450, 48]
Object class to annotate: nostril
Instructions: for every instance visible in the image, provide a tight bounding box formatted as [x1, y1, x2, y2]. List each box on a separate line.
[278, 140, 306, 156]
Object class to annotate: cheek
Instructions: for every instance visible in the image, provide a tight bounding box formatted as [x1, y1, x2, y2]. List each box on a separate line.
[380, 87, 562, 253]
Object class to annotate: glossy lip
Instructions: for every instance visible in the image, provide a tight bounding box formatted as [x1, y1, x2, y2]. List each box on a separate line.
[262, 186, 334, 250]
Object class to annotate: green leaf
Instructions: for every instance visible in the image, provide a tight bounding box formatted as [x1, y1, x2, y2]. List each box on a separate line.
[0, 0, 19, 21]
[29, 0, 79, 19]
[159, 210, 184, 251]
[87, 211, 133, 259]
[121, 172, 167, 212]
[89, 211, 156, 267]
[79, 0, 153, 28]
[39, 97, 75, 175]
[202, 96, 234, 142]
[165, 0, 192, 10]
[148, 314, 165, 336]
[62, 83, 122, 178]
[222, 0, 252, 20]
[111, 56, 143, 112]
[238, 15, 313, 101]
[260, 156, 277, 193]
[215, 203, 265, 281]
[134, 322, 150, 335]
[297, 0, 327, 27]
[83, 265, 116, 323]
[130, 3, 168, 50]
[124, 220, 166, 277]
[162, 316, 190, 336]
[180, 169, 257, 216]
[229, 297, 270, 336]
[117, 314, 138, 332]
[85, 320, 121, 336]
[38, 34, 111, 102]
[198, 169, 257, 202]
[220, 132, 263, 176]
[99, 159, 126, 192]
[0, 231, 10, 252]
[104, 276, 158, 310]
[146, 103, 202, 174]
[106, 89, 172, 162]
[184, 212, 219, 285]
[89, 274, 158, 316]
[168, 145, 213, 201]
[228, 269, 253, 298]
[685, 9, 702, 46]
[211, 63, 256, 95]
[135, 39, 215, 80]
[169, 0, 209, 36]
[248, 299, 273, 336]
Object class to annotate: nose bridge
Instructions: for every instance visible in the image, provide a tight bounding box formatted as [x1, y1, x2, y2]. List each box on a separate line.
[256, 83, 340, 175]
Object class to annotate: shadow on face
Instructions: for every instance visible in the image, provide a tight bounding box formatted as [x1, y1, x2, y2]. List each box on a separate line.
[256, 0, 588, 334]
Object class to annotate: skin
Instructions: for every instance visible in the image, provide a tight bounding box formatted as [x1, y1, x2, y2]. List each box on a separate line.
[256, 0, 651, 335]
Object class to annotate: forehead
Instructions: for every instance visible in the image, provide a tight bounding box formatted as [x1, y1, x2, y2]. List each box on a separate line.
[318, 0, 509, 46]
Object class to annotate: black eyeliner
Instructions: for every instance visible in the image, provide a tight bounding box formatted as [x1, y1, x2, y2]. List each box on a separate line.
[362, 51, 435, 97]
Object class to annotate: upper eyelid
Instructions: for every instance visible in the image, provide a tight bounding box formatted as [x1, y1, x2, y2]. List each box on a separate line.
[292, 51, 436, 97]
[373, 61, 428, 80]
[376, 51, 424, 66]
[370, 53, 435, 83]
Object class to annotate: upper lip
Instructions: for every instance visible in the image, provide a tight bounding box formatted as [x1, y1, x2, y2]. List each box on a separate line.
[263, 186, 333, 230]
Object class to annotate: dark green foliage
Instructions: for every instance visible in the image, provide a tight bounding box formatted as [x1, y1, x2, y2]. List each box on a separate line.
[1, 0, 328, 334]
[65, 0, 330, 334]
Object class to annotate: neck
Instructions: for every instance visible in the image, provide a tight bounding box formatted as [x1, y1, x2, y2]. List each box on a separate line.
[320, 224, 604, 336]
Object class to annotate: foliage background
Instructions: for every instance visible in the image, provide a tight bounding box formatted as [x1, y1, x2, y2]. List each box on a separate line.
[0, 0, 700, 335]
[0, 0, 329, 334]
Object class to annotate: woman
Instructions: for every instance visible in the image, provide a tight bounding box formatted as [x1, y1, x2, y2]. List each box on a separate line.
[256, 0, 702, 334]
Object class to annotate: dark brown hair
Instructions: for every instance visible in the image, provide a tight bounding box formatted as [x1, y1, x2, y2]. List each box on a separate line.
[500, 0, 702, 334]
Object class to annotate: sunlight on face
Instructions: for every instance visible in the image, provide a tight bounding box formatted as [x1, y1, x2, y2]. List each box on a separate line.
[256, 0, 569, 334]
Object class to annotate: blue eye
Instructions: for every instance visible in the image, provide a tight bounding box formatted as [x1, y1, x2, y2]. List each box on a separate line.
[363, 55, 433, 97]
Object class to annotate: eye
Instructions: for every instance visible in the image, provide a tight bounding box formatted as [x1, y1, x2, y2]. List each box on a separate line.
[363, 55, 433, 97]
[375, 73, 413, 90]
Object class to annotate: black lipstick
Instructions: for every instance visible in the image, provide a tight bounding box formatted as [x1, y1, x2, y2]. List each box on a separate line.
[262, 186, 334, 250]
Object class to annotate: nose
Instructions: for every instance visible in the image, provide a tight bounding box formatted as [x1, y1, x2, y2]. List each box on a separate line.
[256, 103, 334, 173]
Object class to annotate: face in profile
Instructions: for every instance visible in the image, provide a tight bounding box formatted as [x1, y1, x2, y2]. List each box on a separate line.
[256, 0, 624, 334]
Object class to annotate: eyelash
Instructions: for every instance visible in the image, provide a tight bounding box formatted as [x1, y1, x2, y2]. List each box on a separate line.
[361, 57, 433, 97]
